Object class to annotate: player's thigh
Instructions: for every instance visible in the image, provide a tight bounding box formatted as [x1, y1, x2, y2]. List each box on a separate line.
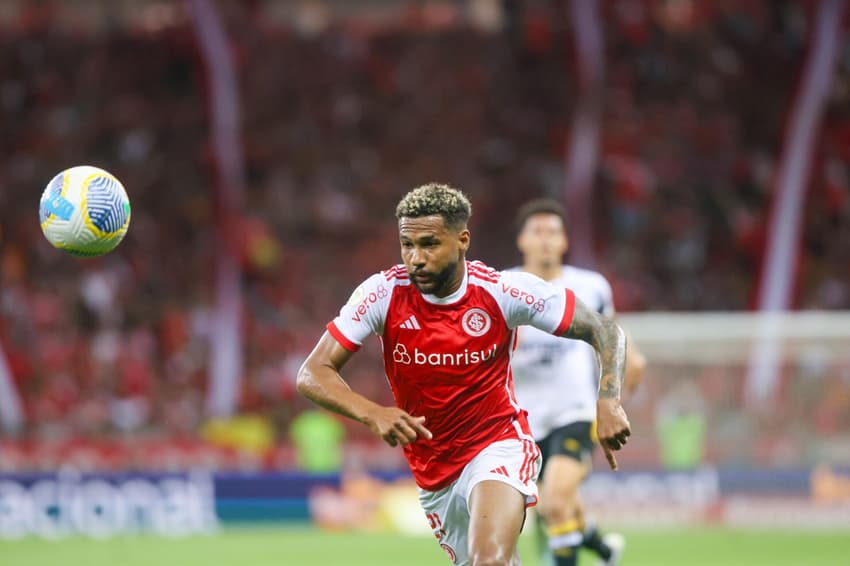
[467, 480, 527, 563]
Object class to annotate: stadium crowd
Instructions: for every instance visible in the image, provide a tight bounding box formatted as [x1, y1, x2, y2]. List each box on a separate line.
[0, 0, 848, 470]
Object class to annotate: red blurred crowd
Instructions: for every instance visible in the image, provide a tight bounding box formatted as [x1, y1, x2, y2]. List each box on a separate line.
[0, 0, 848, 471]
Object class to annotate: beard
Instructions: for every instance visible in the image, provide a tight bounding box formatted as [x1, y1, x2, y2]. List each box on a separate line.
[411, 260, 459, 297]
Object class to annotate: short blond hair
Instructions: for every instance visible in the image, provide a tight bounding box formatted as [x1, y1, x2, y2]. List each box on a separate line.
[395, 183, 472, 230]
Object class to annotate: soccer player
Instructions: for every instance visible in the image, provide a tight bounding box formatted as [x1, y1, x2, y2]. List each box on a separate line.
[297, 184, 632, 566]
[511, 198, 646, 566]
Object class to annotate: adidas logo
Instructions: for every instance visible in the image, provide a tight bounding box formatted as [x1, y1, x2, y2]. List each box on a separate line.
[399, 315, 421, 330]
[489, 466, 509, 477]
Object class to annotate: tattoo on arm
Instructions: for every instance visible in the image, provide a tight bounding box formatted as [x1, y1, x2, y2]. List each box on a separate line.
[562, 298, 628, 400]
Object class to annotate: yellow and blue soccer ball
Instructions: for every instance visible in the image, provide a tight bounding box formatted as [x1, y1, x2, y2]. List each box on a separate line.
[39, 165, 131, 257]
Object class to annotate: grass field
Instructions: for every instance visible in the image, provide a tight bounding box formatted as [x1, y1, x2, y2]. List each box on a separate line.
[3, 526, 849, 566]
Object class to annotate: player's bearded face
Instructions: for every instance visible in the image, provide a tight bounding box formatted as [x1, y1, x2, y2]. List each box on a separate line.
[399, 215, 469, 298]
[412, 260, 458, 295]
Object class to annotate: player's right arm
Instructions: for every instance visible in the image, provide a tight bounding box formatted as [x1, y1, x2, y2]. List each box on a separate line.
[297, 271, 432, 447]
[297, 333, 432, 447]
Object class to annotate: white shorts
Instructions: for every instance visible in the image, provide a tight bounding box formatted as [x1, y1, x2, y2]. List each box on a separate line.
[418, 438, 542, 566]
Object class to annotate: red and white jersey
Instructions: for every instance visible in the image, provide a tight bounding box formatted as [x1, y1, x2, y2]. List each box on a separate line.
[327, 260, 576, 491]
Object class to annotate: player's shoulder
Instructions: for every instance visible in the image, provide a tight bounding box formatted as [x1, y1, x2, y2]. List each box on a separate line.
[350, 266, 409, 290]
[467, 260, 502, 284]
[345, 265, 409, 303]
[468, 260, 547, 291]
[493, 263, 554, 288]
[379, 264, 413, 286]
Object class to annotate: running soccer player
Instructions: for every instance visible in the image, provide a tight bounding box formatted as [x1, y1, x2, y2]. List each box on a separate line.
[511, 198, 646, 566]
[297, 184, 631, 566]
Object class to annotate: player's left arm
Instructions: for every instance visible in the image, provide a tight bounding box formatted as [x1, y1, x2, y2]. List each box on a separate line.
[560, 296, 631, 470]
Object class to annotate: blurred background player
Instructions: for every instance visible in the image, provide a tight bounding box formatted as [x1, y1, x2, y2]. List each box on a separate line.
[297, 184, 632, 565]
[510, 199, 646, 566]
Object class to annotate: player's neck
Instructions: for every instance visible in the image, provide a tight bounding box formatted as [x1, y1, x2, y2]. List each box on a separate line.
[431, 261, 466, 298]
[523, 261, 561, 282]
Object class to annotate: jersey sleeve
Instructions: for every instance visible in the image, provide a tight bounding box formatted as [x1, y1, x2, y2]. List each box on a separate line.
[326, 273, 392, 351]
[493, 270, 576, 335]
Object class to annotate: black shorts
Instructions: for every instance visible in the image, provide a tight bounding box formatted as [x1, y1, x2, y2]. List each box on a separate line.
[535, 421, 596, 480]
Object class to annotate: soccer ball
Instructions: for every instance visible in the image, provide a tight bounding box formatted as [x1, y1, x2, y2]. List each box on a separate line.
[38, 165, 131, 257]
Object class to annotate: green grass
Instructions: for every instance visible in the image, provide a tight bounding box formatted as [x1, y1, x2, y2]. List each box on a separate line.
[2, 526, 848, 566]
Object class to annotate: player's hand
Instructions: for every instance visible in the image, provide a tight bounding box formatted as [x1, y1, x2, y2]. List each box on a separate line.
[363, 406, 433, 447]
[596, 398, 631, 471]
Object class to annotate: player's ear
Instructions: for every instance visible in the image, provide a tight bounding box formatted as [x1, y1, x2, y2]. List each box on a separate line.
[457, 228, 471, 252]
